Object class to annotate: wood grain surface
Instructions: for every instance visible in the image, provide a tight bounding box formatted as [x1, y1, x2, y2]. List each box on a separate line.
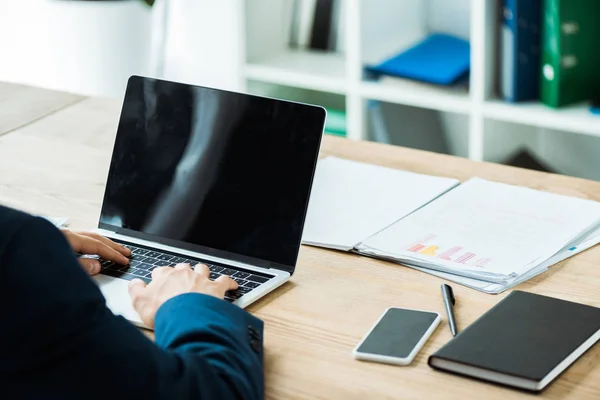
[1, 85, 599, 399]
[0, 81, 84, 137]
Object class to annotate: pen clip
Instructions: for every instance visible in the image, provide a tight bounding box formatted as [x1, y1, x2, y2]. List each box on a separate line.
[443, 284, 455, 305]
[448, 285, 455, 305]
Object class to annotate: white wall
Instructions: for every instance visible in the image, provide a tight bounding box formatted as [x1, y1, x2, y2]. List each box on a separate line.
[0, 0, 153, 97]
[162, 0, 243, 91]
[0, 0, 243, 97]
[0, 0, 598, 180]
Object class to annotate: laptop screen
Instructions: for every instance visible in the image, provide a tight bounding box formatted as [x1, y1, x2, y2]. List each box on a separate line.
[100, 76, 324, 271]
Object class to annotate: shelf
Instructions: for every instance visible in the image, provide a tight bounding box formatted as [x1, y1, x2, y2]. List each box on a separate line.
[360, 77, 471, 114]
[483, 100, 600, 137]
[244, 50, 347, 94]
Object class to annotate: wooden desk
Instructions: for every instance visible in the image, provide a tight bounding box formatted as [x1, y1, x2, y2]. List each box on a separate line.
[2, 83, 600, 399]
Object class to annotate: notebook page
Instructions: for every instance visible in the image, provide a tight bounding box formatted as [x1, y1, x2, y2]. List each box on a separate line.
[358, 178, 600, 278]
[302, 157, 459, 250]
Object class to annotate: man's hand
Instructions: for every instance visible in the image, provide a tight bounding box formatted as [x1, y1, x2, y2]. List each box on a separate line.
[61, 230, 131, 275]
[128, 263, 238, 328]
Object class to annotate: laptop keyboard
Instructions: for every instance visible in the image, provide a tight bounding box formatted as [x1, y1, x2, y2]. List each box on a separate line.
[99, 242, 273, 302]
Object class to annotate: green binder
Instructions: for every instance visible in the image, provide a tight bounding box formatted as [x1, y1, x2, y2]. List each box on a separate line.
[540, 0, 600, 108]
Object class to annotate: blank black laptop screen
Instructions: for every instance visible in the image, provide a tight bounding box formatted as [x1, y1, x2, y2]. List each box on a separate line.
[100, 76, 324, 270]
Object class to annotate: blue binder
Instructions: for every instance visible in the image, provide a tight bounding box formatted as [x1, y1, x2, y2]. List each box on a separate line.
[366, 33, 470, 86]
[501, 0, 542, 102]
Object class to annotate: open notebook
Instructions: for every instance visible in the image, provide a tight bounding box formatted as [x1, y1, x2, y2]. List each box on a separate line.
[303, 157, 600, 294]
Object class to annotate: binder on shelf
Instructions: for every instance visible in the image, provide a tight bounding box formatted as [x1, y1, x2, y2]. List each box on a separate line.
[540, 0, 600, 108]
[310, 0, 335, 50]
[289, 0, 343, 52]
[500, 0, 542, 102]
[289, 0, 316, 49]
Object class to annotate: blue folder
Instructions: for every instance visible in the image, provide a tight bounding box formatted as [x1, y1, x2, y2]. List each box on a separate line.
[367, 33, 470, 86]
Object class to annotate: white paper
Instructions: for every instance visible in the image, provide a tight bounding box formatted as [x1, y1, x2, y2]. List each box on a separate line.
[358, 177, 600, 281]
[411, 224, 600, 294]
[302, 157, 459, 250]
[42, 216, 69, 228]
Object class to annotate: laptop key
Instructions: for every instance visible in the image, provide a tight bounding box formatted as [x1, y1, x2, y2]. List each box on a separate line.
[244, 281, 260, 289]
[132, 248, 148, 255]
[154, 260, 172, 267]
[118, 265, 134, 273]
[130, 261, 142, 268]
[146, 251, 162, 258]
[209, 272, 221, 280]
[232, 278, 247, 286]
[236, 286, 252, 294]
[225, 291, 243, 299]
[221, 268, 236, 276]
[209, 265, 224, 273]
[137, 262, 154, 271]
[170, 256, 187, 264]
[246, 275, 269, 284]
[157, 254, 173, 261]
[131, 269, 147, 277]
[232, 271, 250, 279]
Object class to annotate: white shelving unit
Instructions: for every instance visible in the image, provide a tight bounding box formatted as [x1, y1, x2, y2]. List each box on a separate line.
[245, 50, 347, 94]
[482, 100, 600, 136]
[238, 0, 600, 172]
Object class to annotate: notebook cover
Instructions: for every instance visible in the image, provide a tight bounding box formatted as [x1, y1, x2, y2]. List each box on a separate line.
[367, 33, 470, 86]
[541, 0, 600, 108]
[429, 291, 600, 387]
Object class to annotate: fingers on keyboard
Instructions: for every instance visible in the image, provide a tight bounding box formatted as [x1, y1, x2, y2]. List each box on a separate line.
[101, 242, 274, 300]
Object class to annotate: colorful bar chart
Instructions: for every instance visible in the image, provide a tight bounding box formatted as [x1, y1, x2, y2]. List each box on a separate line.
[406, 234, 436, 251]
[407, 244, 426, 252]
[437, 246, 463, 260]
[405, 233, 492, 267]
[455, 252, 476, 264]
[419, 246, 439, 256]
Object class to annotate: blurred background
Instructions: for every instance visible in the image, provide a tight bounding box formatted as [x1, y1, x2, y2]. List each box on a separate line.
[1, 0, 599, 179]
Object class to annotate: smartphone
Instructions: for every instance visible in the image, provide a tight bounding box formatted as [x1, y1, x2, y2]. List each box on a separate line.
[353, 307, 441, 365]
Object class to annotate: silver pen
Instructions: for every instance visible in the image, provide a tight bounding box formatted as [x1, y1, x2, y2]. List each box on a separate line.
[441, 284, 458, 336]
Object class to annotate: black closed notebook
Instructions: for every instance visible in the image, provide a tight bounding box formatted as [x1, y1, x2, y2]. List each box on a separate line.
[429, 291, 600, 392]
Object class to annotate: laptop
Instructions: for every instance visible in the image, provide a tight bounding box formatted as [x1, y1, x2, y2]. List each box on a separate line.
[92, 76, 325, 327]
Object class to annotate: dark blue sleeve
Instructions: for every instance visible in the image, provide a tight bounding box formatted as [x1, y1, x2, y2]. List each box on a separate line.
[0, 207, 264, 400]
